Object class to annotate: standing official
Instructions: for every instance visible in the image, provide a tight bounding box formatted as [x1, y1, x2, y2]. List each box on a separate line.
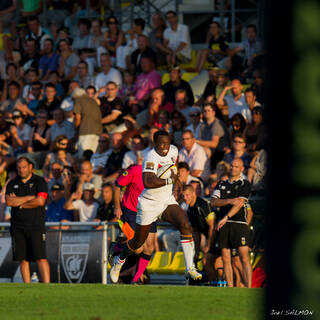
[210, 158, 252, 287]
[6, 157, 50, 283]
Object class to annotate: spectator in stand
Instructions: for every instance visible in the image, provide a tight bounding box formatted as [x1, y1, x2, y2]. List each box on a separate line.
[76, 160, 102, 200]
[1, 81, 26, 115]
[101, 16, 124, 66]
[46, 160, 64, 193]
[195, 67, 219, 106]
[197, 103, 230, 169]
[147, 88, 174, 128]
[170, 110, 187, 148]
[42, 135, 77, 178]
[156, 110, 170, 131]
[118, 70, 136, 103]
[73, 18, 91, 52]
[148, 12, 167, 66]
[174, 89, 194, 124]
[10, 110, 31, 156]
[195, 22, 229, 72]
[64, 183, 99, 222]
[162, 65, 194, 105]
[37, 83, 61, 123]
[38, 38, 59, 80]
[130, 35, 157, 75]
[251, 69, 265, 104]
[223, 134, 252, 173]
[86, 85, 96, 99]
[46, 183, 73, 230]
[116, 18, 146, 70]
[0, 0, 16, 34]
[103, 132, 129, 182]
[227, 24, 264, 78]
[88, 18, 104, 64]
[179, 129, 210, 183]
[20, 38, 41, 72]
[244, 88, 261, 111]
[22, 68, 39, 103]
[90, 133, 112, 175]
[122, 135, 145, 169]
[25, 16, 51, 51]
[73, 88, 102, 155]
[2, 63, 24, 102]
[58, 39, 80, 82]
[161, 11, 191, 65]
[205, 160, 230, 197]
[216, 79, 252, 124]
[185, 107, 202, 139]
[243, 107, 265, 154]
[73, 60, 94, 89]
[47, 71, 64, 99]
[94, 183, 116, 226]
[183, 184, 215, 280]
[60, 80, 80, 122]
[27, 110, 51, 169]
[95, 53, 122, 90]
[97, 81, 124, 133]
[50, 108, 75, 142]
[128, 56, 161, 114]
[0, 111, 12, 144]
[142, 126, 159, 156]
[121, 114, 143, 147]
[229, 113, 247, 141]
[215, 68, 231, 99]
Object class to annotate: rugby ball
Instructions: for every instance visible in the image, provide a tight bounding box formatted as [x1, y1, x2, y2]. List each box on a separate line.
[157, 164, 177, 179]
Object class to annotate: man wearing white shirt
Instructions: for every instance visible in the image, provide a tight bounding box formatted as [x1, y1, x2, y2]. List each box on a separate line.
[122, 135, 145, 169]
[216, 79, 252, 123]
[95, 53, 122, 90]
[161, 11, 192, 65]
[179, 130, 210, 183]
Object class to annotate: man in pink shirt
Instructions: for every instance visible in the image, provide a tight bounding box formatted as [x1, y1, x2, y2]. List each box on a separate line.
[128, 56, 161, 114]
[113, 161, 157, 284]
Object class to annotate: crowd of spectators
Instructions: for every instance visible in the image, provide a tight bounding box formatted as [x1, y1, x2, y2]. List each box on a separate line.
[0, 4, 266, 286]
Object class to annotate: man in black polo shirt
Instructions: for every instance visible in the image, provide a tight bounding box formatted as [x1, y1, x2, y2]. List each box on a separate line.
[183, 184, 215, 281]
[210, 158, 252, 287]
[6, 157, 50, 283]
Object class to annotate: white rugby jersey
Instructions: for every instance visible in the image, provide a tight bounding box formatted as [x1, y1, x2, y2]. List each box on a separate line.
[139, 145, 178, 201]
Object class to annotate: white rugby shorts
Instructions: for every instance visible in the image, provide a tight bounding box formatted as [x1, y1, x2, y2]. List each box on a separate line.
[136, 195, 178, 225]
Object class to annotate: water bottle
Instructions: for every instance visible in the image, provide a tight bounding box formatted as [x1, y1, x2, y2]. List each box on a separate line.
[31, 272, 39, 283]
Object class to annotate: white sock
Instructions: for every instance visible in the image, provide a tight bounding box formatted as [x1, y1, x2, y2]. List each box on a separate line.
[180, 238, 195, 270]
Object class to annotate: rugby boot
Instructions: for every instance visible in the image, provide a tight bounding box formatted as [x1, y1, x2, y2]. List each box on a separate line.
[185, 266, 202, 280]
[110, 255, 125, 283]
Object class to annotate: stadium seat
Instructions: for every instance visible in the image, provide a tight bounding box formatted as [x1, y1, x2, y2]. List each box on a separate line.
[242, 84, 250, 92]
[179, 49, 197, 70]
[167, 251, 186, 275]
[147, 251, 172, 274]
[161, 72, 199, 85]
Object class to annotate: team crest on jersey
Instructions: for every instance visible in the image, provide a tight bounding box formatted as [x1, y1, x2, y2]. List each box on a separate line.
[241, 237, 246, 245]
[123, 171, 128, 176]
[42, 234, 46, 241]
[146, 162, 154, 170]
[221, 185, 226, 190]
[29, 183, 33, 188]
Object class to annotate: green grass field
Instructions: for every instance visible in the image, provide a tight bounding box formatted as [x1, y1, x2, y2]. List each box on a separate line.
[0, 284, 264, 320]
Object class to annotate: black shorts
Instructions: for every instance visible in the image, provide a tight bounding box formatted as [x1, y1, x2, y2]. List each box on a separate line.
[121, 206, 157, 233]
[218, 222, 250, 249]
[10, 228, 47, 262]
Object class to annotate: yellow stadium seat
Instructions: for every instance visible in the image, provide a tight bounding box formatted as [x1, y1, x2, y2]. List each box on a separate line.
[181, 72, 198, 82]
[162, 73, 170, 85]
[179, 49, 197, 69]
[147, 251, 172, 274]
[167, 251, 185, 275]
[242, 84, 250, 92]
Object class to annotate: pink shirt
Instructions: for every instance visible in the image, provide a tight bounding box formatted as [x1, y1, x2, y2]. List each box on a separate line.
[135, 70, 161, 101]
[116, 165, 144, 213]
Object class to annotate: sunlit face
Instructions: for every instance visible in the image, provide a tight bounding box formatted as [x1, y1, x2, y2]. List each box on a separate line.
[102, 186, 113, 203]
[152, 90, 163, 105]
[57, 138, 68, 150]
[175, 92, 187, 108]
[230, 159, 243, 178]
[111, 133, 122, 149]
[83, 189, 94, 201]
[155, 135, 170, 157]
[232, 137, 245, 152]
[106, 84, 118, 97]
[203, 106, 215, 120]
[178, 168, 189, 183]
[231, 80, 242, 96]
[45, 86, 56, 100]
[183, 188, 195, 205]
[182, 132, 195, 151]
[13, 116, 23, 126]
[81, 162, 92, 176]
[245, 91, 255, 106]
[17, 159, 33, 179]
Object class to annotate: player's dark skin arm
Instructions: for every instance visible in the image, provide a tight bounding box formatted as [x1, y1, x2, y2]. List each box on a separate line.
[143, 171, 180, 189]
[20, 196, 46, 209]
[5, 194, 35, 207]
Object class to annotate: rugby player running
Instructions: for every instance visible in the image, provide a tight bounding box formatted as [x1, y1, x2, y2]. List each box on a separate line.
[110, 131, 202, 282]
